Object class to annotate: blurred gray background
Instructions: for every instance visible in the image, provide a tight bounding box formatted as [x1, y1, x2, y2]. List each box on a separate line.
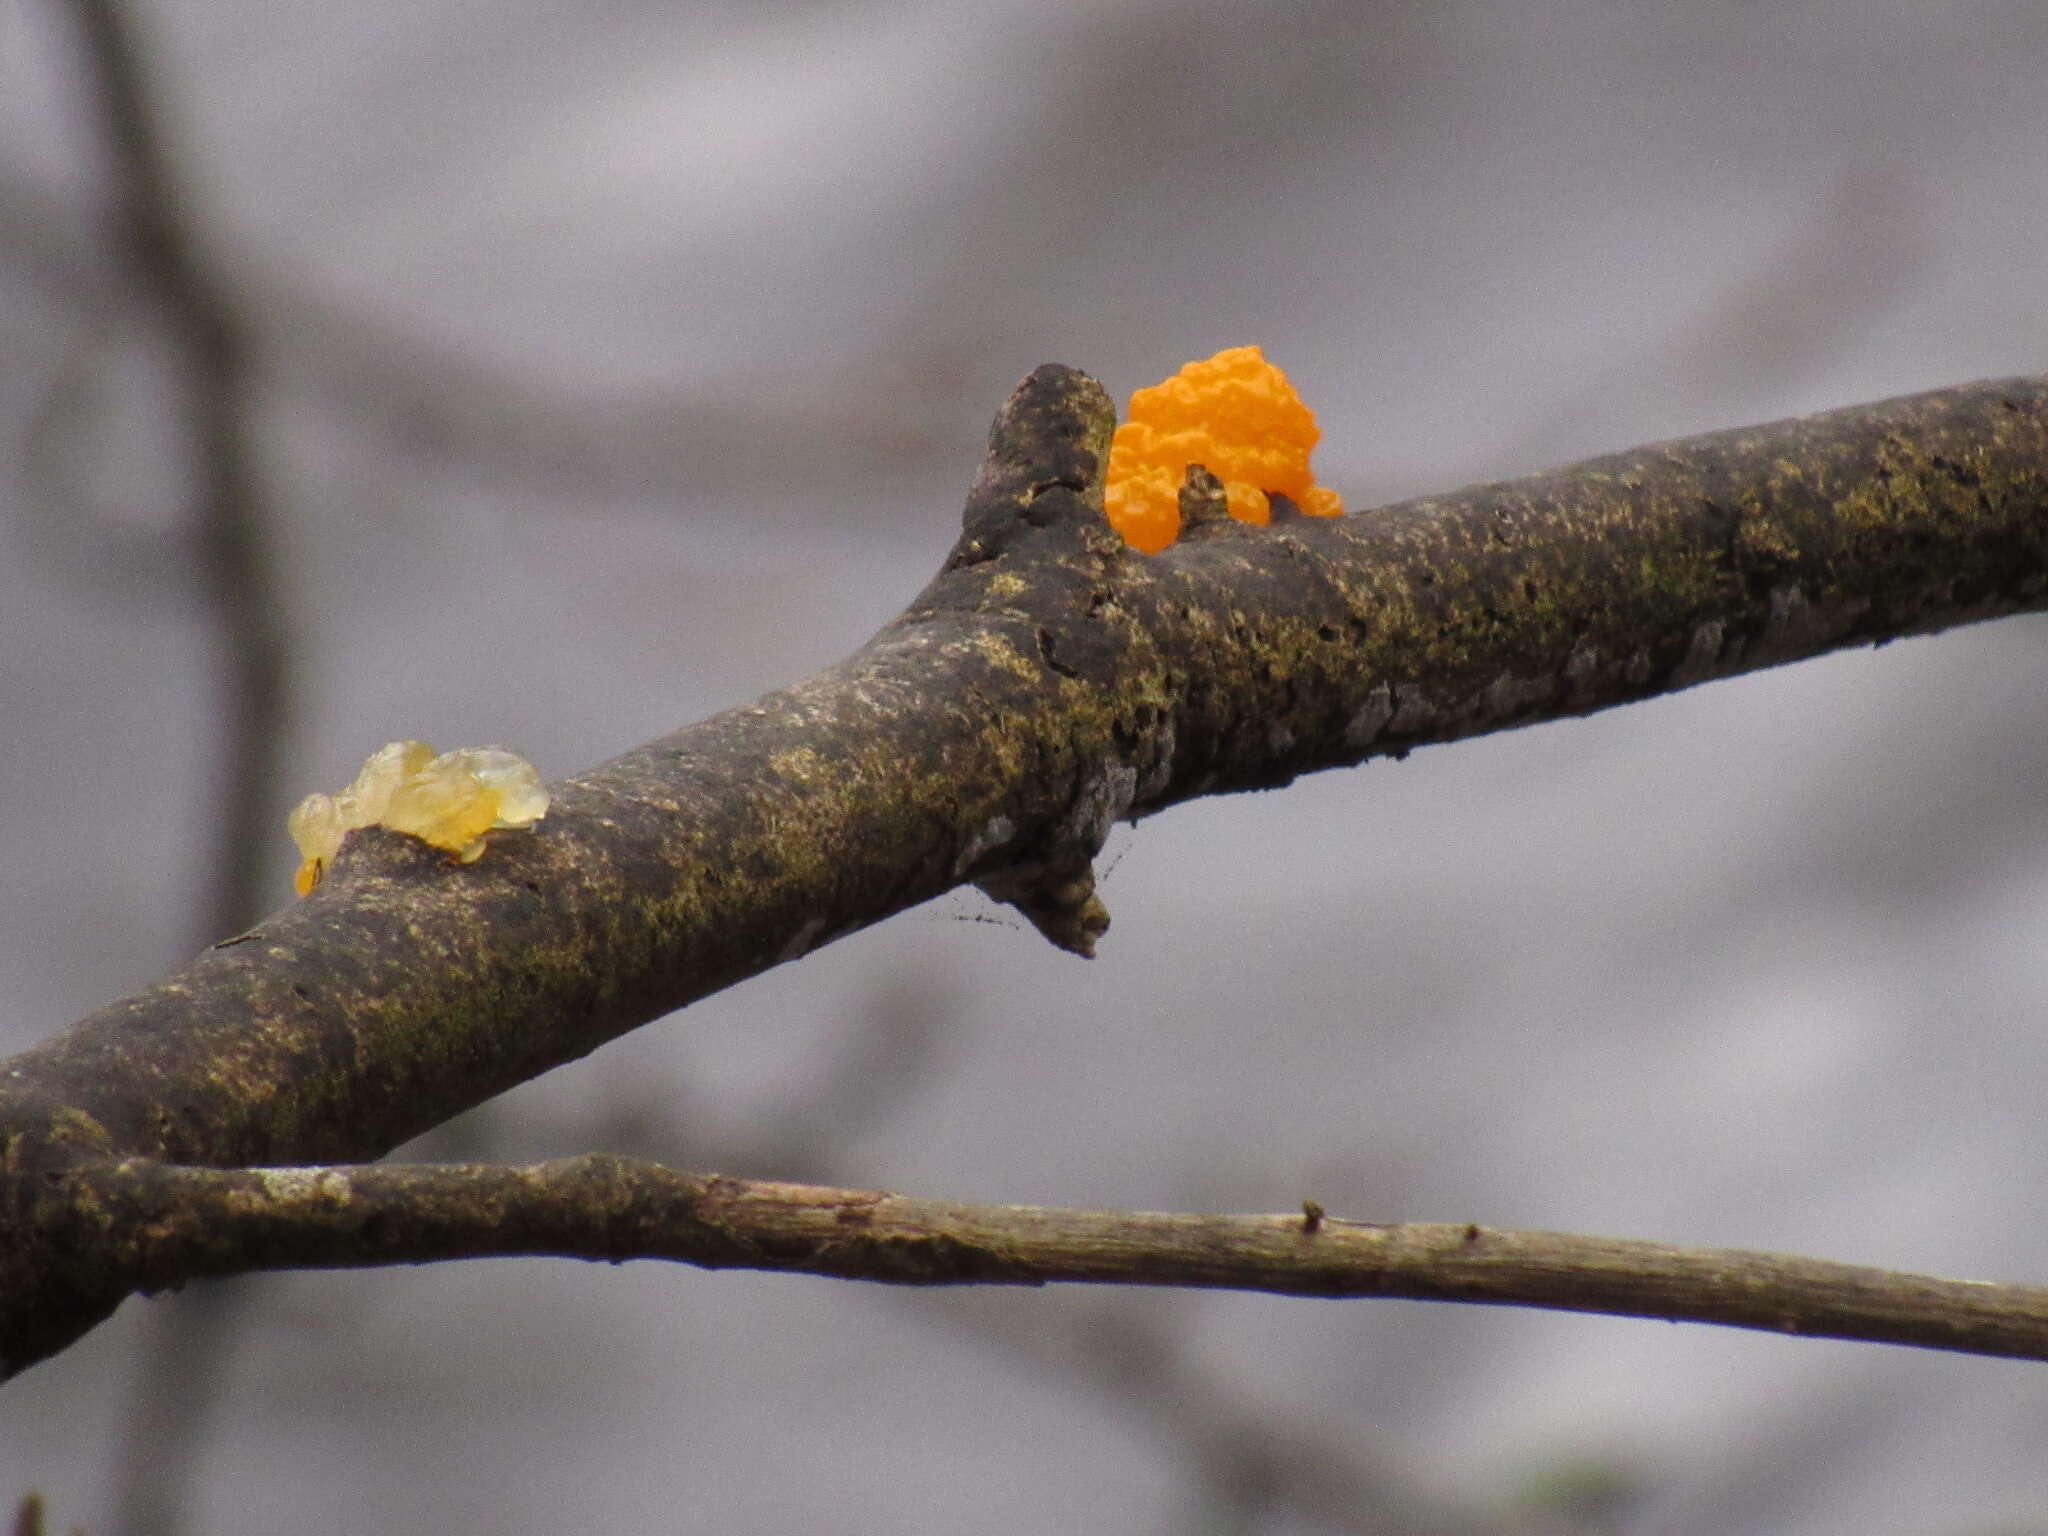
[4, 1, 2048, 1532]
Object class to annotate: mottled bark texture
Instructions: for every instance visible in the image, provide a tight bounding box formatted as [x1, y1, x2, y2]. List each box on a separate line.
[3, 367, 2046, 1377]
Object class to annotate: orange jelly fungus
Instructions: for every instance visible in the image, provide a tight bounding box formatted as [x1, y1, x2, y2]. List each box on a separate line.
[1103, 345, 1343, 554]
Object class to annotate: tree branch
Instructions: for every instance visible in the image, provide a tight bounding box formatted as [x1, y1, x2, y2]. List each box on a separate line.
[55, 1156, 2048, 1363]
[3, 366, 2045, 1376]
[57, 8, 299, 1526]
[64, 0, 293, 948]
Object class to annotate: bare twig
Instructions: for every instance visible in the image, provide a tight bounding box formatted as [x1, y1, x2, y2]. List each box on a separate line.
[576, 1024, 1528, 1536]
[64, 1156, 2048, 1363]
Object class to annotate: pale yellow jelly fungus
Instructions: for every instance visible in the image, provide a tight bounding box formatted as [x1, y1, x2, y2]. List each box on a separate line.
[1103, 344, 1343, 554]
[289, 741, 549, 895]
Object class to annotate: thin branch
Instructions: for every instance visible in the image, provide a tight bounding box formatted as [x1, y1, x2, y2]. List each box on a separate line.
[942, 1292, 1523, 1536]
[570, 1038, 1511, 1536]
[65, 0, 293, 948]
[58, 8, 300, 1533]
[61, 1156, 2048, 1364]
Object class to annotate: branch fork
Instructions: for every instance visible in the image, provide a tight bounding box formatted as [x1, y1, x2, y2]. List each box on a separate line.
[3, 365, 2046, 1376]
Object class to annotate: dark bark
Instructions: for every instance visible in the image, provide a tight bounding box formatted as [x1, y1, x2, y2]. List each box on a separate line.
[3, 366, 2045, 1377]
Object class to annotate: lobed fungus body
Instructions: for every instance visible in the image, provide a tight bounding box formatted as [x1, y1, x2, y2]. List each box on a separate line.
[288, 741, 549, 895]
[1103, 345, 1343, 553]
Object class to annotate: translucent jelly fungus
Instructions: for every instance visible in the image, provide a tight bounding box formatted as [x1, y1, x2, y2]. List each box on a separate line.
[289, 741, 549, 895]
[1103, 345, 1343, 553]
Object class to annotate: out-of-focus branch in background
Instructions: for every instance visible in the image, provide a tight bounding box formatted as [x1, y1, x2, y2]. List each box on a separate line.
[64, 0, 290, 953]
[417, 985, 1565, 1536]
[57, 4, 293, 1534]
